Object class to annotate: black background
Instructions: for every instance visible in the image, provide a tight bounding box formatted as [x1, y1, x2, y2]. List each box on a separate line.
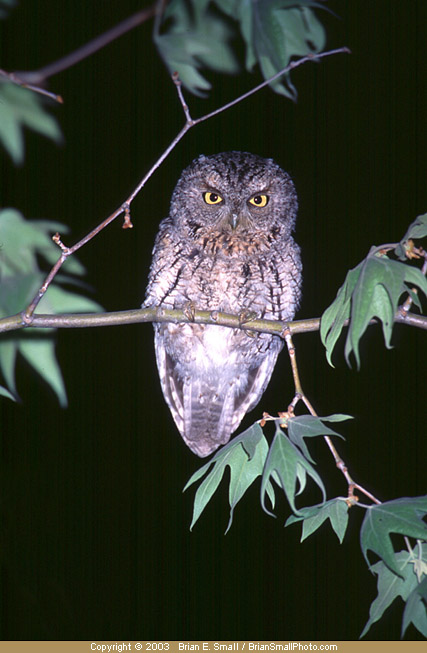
[1, 0, 426, 641]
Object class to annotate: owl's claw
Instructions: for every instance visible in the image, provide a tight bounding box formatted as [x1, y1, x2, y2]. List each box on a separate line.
[183, 301, 196, 322]
[238, 310, 258, 326]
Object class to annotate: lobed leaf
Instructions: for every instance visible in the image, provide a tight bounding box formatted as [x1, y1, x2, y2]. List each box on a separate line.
[360, 496, 427, 578]
[260, 423, 326, 516]
[401, 576, 427, 639]
[321, 247, 427, 368]
[360, 547, 423, 638]
[184, 423, 269, 531]
[157, 0, 328, 97]
[0, 83, 62, 164]
[0, 210, 102, 405]
[360, 543, 427, 639]
[250, 0, 326, 99]
[320, 265, 361, 367]
[0, 384, 15, 400]
[285, 498, 349, 543]
[0, 209, 83, 277]
[287, 414, 349, 463]
[155, 0, 239, 96]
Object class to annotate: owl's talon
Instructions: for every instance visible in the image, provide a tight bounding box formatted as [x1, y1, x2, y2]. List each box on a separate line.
[238, 310, 258, 326]
[183, 301, 196, 321]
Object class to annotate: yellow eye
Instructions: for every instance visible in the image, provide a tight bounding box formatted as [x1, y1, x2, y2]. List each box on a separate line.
[249, 194, 269, 207]
[203, 191, 223, 205]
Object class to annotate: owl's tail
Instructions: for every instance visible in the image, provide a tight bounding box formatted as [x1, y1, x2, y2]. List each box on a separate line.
[181, 379, 236, 457]
[156, 331, 281, 458]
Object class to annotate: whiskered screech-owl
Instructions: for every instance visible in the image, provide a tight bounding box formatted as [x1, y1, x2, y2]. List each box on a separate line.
[143, 151, 302, 457]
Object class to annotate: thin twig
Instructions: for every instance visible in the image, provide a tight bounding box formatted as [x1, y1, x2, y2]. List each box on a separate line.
[23, 47, 350, 318]
[282, 326, 382, 506]
[13, 5, 157, 85]
[0, 69, 63, 103]
[0, 5, 157, 104]
[24, 204, 125, 318]
[195, 48, 351, 125]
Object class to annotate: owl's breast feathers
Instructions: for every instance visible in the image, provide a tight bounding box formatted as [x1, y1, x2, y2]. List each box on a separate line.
[195, 228, 274, 257]
[145, 218, 301, 324]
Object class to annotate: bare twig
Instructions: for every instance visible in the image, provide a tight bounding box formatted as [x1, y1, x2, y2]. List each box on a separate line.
[0, 5, 157, 104]
[13, 5, 157, 86]
[0, 68, 64, 102]
[22, 47, 350, 319]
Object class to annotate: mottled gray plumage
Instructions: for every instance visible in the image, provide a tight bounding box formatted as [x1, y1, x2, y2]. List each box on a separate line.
[143, 152, 302, 457]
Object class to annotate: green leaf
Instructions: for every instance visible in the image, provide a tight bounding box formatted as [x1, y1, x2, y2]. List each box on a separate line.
[0, 339, 18, 397]
[249, 0, 326, 99]
[184, 423, 269, 531]
[0, 209, 84, 277]
[360, 546, 425, 639]
[260, 423, 326, 516]
[0, 209, 102, 406]
[157, 0, 329, 97]
[402, 577, 427, 638]
[189, 0, 212, 22]
[156, 0, 239, 96]
[360, 496, 427, 578]
[0, 0, 16, 19]
[37, 285, 101, 314]
[285, 498, 349, 543]
[0, 384, 16, 400]
[287, 414, 350, 464]
[321, 250, 427, 368]
[0, 83, 62, 164]
[320, 265, 361, 367]
[19, 334, 67, 407]
[401, 576, 427, 639]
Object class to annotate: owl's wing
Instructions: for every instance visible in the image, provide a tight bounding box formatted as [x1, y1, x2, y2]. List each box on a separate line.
[230, 343, 282, 427]
[154, 328, 282, 457]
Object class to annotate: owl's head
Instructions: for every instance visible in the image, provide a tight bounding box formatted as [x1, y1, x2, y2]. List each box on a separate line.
[170, 152, 298, 245]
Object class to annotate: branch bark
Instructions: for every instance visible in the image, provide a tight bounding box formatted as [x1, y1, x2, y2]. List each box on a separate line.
[0, 307, 425, 335]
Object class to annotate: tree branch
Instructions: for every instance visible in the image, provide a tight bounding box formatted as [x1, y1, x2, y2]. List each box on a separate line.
[12, 5, 158, 85]
[0, 5, 157, 103]
[22, 47, 350, 320]
[0, 307, 425, 335]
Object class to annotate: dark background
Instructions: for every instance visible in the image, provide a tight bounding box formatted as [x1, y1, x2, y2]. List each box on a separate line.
[1, 0, 426, 641]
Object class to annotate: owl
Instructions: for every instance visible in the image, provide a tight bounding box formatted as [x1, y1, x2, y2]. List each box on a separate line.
[143, 152, 302, 457]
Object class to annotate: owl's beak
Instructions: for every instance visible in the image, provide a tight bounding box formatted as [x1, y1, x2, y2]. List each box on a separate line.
[230, 213, 239, 230]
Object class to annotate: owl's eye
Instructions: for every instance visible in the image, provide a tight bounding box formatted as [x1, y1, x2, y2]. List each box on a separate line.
[203, 191, 223, 205]
[249, 194, 269, 207]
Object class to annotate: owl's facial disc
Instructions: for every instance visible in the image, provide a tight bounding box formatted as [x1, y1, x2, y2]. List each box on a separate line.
[201, 188, 248, 231]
